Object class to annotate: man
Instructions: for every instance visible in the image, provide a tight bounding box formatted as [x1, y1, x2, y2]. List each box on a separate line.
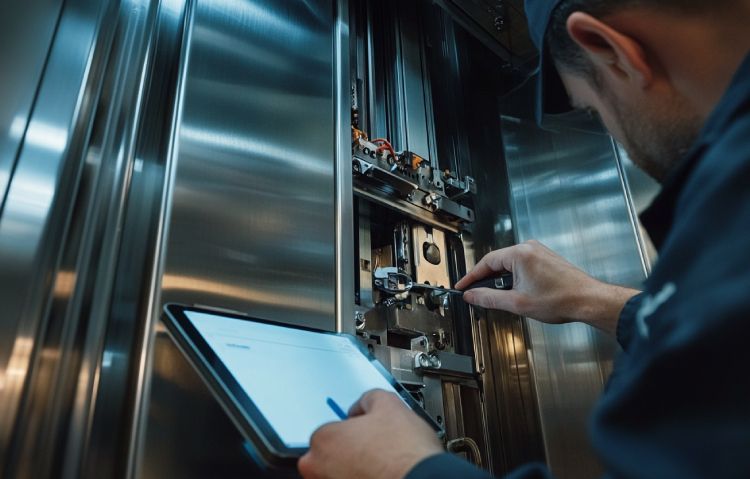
[299, 0, 750, 477]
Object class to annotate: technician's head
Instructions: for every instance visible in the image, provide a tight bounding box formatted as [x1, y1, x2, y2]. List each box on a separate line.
[527, 0, 740, 182]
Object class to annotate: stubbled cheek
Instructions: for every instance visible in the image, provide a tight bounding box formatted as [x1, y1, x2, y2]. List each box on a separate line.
[599, 113, 625, 143]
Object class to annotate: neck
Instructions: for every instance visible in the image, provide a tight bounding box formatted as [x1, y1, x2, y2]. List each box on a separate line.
[613, 5, 750, 121]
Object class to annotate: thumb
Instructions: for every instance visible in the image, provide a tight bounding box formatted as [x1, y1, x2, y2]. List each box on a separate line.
[463, 288, 522, 313]
[348, 389, 398, 417]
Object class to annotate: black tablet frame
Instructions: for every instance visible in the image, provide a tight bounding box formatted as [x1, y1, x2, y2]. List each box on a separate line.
[162, 303, 444, 469]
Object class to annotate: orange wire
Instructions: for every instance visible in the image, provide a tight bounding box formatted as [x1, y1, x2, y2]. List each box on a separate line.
[372, 138, 396, 159]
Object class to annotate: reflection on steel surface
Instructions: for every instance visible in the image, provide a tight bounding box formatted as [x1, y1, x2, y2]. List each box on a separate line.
[158, 0, 337, 329]
[141, 0, 339, 477]
[0, 0, 63, 212]
[0, 1, 114, 474]
[161, 274, 332, 314]
[502, 115, 650, 479]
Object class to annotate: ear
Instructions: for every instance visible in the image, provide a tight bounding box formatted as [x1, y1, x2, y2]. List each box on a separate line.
[566, 12, 653, 88]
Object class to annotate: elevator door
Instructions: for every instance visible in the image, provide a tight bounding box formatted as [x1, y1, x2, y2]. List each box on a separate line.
[160, 1, 337, 327]
[139, 0, 338, 476]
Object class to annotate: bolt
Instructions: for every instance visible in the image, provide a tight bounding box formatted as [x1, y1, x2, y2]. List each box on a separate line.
[423, 193, 437, 206]
[416, 353, 431, 368]
[428, 354, 441, 369]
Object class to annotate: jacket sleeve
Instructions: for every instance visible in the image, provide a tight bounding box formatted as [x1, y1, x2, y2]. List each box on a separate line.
[406, 454, 494, 479]
[615, 292, 646, 352]
[589, 115, 750, 479]
[406, 454, 553, 479]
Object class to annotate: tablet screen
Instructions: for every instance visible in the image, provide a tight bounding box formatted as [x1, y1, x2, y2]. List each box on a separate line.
[184, 311, 400, 448]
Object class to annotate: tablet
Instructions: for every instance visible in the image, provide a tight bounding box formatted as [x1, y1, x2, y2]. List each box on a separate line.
[162, 304, 443, 469]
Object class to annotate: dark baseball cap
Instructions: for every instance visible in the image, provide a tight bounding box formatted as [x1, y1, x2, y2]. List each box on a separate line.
[525, 0, 573, 124]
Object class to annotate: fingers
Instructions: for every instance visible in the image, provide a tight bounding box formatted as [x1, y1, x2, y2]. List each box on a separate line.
[348, 389, 401, 417]
[463, 288, 525, 314]
[455, 260, 495, 290]
[456, 247, 515, 289]
[301, 422, 342, 479]
[297, 452, 317, 479]
[309, 421, 339, 448]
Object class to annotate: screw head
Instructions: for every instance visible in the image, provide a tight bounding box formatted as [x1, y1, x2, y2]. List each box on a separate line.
[418, 353, 431, 368]
[428, 354, 441, 368]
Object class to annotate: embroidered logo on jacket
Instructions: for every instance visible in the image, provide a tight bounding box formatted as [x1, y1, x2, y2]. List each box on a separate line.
[636, 282, 677, 339]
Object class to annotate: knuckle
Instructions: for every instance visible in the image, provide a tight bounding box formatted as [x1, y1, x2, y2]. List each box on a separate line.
[484, 295, 501, 310]
[476, 256, 491, 271]
[511, 295, 529, 312]
[366, 389, 386, 404]
[373, 389, 390, 399]
[308, 431, 320, 449]
[479, 294, 495, 310]
[309, 426, 330, 448]
[516, 244, 534, 261]
[297, 454, 314, 478]
[374, 390, 399, 406]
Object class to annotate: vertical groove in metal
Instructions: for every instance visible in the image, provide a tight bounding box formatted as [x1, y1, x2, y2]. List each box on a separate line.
[125, 0, 192, 476]
[335, 0, 355, 334]
[611, 137, 653, 277]
[0, 0, 121, 475]
[0, 0, 65, 219]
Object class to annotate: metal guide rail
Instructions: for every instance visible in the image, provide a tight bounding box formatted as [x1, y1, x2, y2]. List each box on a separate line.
[351, 127, 477, 225]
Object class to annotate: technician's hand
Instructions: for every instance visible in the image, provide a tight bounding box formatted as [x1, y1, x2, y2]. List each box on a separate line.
[298, 390, 443, 479]
[456, 240, 639, 334]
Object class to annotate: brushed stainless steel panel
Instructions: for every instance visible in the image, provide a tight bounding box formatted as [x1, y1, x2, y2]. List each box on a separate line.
[0, 0, 115, 469]
[0, 0, 63, 213]
[159, 0, 337, 330]
[141, 327, 274, 478]
[139, 1, 339, 476]
[502, 115, 649, 479]
[0, 0, 187, 476]
[614, 143, 659, 269]
[334, 0, 355, 334]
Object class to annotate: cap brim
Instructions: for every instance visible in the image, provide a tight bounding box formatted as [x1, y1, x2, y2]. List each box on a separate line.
[535, 47, 573, 125]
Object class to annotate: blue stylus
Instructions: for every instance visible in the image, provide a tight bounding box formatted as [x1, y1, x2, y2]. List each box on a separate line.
[326, 397, 348, 420]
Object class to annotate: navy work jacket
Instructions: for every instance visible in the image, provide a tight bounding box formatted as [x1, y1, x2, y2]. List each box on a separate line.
[407, 53, 750, 479]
